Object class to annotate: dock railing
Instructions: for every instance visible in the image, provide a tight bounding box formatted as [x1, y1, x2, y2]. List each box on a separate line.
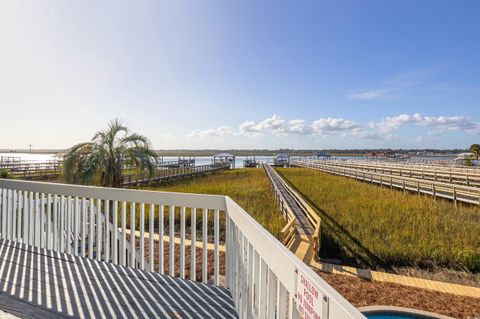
[123, 162, 230, 187]
[292, 160, 480, 205]
[263, 164, 322, 258]
[317, 160, 480, 187]
[0, 178, 365, 319]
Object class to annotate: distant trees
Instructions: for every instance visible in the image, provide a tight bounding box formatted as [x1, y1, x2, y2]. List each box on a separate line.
[470, 144, 480, 160]
[63, 119, 157, 188]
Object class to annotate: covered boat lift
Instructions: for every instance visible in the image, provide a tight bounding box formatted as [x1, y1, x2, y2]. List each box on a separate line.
[213, 152, 235, 168]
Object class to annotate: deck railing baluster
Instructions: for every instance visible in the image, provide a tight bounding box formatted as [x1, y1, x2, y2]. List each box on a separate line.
[0, 178, 366, 319]
[180, 206, 186, 279]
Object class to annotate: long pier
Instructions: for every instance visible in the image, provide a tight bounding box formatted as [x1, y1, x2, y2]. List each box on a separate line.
[0, 161, 62, 179]
[292, 160, 480, 205]
[123, 162, 230, 187]
[320, 160, 480, 187]
[263, 163, 321, 263]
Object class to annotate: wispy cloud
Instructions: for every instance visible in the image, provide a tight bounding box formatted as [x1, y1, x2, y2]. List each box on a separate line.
[347, 70, 428, 100]
[347, 89, 393, 100]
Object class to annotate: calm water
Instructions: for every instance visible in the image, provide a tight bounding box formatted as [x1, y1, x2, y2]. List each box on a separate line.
[0, 153, 455, 167]
[0, 153, 276, 167]
[0, 152, 59, 162]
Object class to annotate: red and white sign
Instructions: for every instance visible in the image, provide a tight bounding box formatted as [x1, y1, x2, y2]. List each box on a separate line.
[296, 271, 326, 319]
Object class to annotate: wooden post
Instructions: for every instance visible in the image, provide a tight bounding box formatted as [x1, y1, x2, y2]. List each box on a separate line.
[453, 187, 457, 205]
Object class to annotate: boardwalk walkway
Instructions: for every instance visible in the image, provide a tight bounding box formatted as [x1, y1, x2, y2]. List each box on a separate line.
[263, 164, 320, 263]
[292, 160, 480, 205]
[0, 239, 237, 319]
[123, 163, 230, 187]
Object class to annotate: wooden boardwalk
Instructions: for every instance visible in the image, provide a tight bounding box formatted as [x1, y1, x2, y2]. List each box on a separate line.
[292, 160, 480, 205]
[318, 160, 480, 187]
[0, 240, 237, 319]
[263, 164, 321, 263]
[123, 163, 230, 187]
[0, 161, 62, 180]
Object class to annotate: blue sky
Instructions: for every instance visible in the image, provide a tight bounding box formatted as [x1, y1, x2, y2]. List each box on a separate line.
[1, 1, 479, 149]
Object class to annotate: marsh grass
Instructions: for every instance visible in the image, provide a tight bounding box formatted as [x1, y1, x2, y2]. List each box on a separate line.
[140, 168, 285, 237]
[277, 168, 480, 272]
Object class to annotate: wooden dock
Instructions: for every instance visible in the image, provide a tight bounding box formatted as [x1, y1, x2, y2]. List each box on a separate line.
[123, 163, 230, 187]
[263, 164, 321, 263]
[292, 160, 480, 205]
[0, 239, 237, 319]
[318, 160, 480, 187]
[0, 161, 62, 180]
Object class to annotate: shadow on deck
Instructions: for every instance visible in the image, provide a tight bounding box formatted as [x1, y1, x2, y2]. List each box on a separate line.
[0, 240, 237, 319]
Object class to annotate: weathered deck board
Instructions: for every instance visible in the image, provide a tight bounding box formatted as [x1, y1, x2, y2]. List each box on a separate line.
[0, 240, 237, 319]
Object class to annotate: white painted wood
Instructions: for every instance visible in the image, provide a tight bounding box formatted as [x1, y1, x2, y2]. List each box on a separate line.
[104, 199, 109, 261]
[112, 200, 118, 264]
[11, 190, 17, 241]
[15, 191, 21, 242]
[140, 203, 145, 270]
[22, 191, 29, 243]
[159, 204, 164, 275]
[0, 179, 227, 210]
[59, 194, 64, 251]
[1, 189, 6, 239]
[0, 178, 366, 319]
[214, 209, 220, 286]
[180, 206, 186, 279]
[149, 203, 154, 272]
[73, 197, 79, 255]
[191, 207, 197, 281]
[81, 198, 86, 257]
[96, 199, 102, 261]
[47, 194, 52, 249]
[67, 196, 72, 254]
[202, 208, 208, 284]
[6, 190, 12, 240]
[169, 205, 175, 276]
[88, 198, 94, 259]
[121, 201, 126, 266]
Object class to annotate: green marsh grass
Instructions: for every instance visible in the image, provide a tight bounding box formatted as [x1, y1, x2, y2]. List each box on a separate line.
[141, 168, 285, 237]
[277, 168, 480, 272]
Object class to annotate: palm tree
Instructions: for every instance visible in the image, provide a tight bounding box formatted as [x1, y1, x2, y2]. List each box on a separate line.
[0, 169, 15, 179]
[63, 119, 158, 187]
[470, 144, 480, 160]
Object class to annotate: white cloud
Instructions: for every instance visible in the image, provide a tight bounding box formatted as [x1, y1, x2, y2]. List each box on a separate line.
[187, 113, 480, 143]
[371, 113, 480, 134]
[369, 114, 411, 133]
[239, 114, 286, 133]
[186, 126, 232, 139]
[312, 118, 361, 134]
[413, 114, 480, 132]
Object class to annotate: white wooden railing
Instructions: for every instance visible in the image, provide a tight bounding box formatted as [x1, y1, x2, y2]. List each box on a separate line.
[0, 178, 365, 319]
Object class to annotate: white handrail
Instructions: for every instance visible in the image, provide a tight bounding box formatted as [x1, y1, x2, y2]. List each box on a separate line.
[0, 178, 366, 319]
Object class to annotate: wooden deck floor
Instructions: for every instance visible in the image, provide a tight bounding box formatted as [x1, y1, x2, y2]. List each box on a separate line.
[0, 240, 237, 319]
